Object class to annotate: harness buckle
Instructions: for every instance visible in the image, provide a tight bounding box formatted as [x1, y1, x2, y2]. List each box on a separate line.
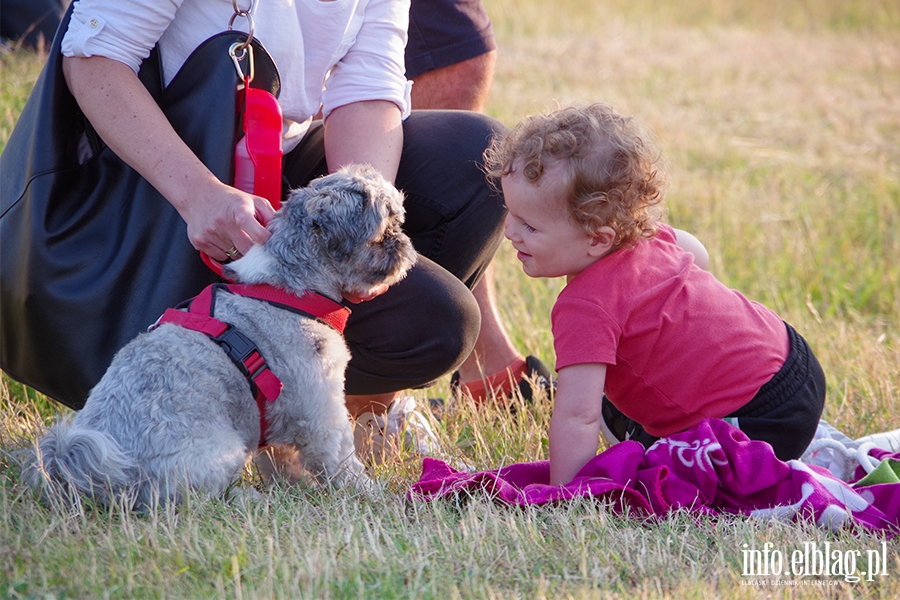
[211, 325, 282, 404]
[212, 325, 263, 380]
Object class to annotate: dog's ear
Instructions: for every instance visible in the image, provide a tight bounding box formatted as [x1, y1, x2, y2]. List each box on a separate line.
[304, 180, 374, 259]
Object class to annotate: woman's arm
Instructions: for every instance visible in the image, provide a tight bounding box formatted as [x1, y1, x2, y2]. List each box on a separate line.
[549, 363, 608, 485]
[323, 100, 403, 182]
[63, 56, 274, 260]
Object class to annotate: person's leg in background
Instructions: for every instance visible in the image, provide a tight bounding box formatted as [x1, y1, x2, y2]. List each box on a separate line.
[409, 50, 495, 112]
[406, 0, 552, 405]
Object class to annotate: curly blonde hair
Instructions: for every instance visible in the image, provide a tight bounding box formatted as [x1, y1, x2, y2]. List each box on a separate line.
[484, 103, 666, 249]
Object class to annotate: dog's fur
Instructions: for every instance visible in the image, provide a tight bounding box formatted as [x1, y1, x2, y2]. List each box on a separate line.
[25, 165, 417, 507]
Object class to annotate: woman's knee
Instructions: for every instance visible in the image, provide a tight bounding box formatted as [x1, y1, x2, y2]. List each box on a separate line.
[342, 257, 481, 394]
[397, 111, 508, 286]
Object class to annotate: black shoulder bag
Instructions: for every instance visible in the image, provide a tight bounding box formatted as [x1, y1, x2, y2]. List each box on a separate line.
[0, 4, 281, 409]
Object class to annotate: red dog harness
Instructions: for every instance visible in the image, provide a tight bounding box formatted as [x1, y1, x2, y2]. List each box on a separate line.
[155, 283, 350, 447]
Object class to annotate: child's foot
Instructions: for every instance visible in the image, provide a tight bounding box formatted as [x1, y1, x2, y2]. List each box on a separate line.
[600, 397, 659, 448]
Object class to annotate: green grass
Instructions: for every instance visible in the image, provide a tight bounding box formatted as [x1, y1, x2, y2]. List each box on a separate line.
[3, 0, 900, 597]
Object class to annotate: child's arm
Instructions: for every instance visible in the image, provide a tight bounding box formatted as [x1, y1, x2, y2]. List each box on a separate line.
[673, 228, 709, 269]
[549, 363, 608, 485]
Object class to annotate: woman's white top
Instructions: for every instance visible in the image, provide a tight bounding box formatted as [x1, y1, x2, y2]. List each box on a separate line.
[62, 0, 412, 148]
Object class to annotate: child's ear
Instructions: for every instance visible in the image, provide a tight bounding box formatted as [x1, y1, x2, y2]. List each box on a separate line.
[588, 226, 617, 258]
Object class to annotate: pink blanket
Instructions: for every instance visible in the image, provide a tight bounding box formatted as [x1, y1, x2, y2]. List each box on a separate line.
[410, 419, 900, 534]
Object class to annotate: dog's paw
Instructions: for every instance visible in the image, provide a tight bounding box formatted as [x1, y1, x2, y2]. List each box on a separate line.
[346, 471, 382, 500]
[325, 457, 380, 498]
[227, 486, 266, 509]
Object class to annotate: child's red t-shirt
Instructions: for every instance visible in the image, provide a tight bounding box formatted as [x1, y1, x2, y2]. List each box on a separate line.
[552, 224, 789, 437]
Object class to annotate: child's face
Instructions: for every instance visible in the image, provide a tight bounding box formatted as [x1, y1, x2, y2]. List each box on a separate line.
[502, 163, 610, 280]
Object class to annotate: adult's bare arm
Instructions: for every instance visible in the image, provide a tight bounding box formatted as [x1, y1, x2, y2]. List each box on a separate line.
[63, 56, 273, 260]
[323, 100, 403, 182]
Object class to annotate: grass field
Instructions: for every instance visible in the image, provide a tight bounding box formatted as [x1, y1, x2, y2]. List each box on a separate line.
[2, 0, 899, 598]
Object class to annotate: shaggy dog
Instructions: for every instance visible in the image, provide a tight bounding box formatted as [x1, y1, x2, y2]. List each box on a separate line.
[26, 165, 417, 507]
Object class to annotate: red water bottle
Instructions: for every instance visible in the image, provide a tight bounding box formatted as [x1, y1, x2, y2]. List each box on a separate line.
[203, 81, 283, 277]
[234, 86, 283, 209]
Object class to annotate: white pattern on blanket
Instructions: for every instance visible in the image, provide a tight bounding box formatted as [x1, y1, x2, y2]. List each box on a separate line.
[410, 419, 900, 535]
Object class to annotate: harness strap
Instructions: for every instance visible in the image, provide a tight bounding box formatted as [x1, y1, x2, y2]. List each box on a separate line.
[155, 283, 350, 447]
[223, 283, 350, 334]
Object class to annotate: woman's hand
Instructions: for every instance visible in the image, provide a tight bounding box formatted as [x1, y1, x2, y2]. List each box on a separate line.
[674, 228, 710, 270]
[63, 55, 274, 259]
[177, 179, 274, 261]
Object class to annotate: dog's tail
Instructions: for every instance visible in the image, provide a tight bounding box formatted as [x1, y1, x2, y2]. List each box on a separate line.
[25, 416, 139, 506]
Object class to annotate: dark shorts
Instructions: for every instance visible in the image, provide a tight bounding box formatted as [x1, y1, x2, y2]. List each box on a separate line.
[723, 321, 827, 460]
[405, 0, 497, 79]
[602, 322, 827, 461]
[282, 110, 508, 395]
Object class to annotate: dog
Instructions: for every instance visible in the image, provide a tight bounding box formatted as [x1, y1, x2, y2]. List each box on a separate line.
[25, 164, 417, 507]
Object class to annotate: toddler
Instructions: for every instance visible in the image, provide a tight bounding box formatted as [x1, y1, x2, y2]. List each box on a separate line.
[485, 103, 826, 485]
